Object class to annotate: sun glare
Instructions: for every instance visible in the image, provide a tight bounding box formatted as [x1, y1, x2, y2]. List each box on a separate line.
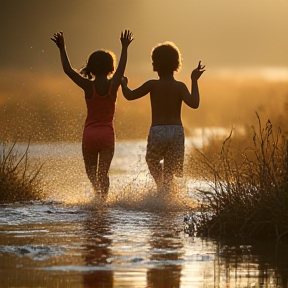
[207, 67, 288, 82]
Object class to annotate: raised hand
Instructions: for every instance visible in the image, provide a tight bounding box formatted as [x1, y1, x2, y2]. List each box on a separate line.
[121, 76, 128, 87]
[51, 31, 65, 49]
[191, 61, 205, 80]
[120, 30, 133, 48]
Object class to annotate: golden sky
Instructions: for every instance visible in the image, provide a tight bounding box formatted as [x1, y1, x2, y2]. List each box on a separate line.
[0, 0, 288, 140]
[0, 0, 287, 79]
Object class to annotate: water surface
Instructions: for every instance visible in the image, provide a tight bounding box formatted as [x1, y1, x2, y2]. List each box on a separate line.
[0, 141, 287, 287]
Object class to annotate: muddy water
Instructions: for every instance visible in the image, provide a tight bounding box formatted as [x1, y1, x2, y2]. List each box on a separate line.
[0, 141, 287, 287]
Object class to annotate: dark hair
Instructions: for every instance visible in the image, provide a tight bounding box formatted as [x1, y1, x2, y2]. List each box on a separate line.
[151, 42, 182, 73]
[80, 50, 116, 79]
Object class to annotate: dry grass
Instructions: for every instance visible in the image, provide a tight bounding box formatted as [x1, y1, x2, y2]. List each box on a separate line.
[0, 140, 44, 203]
[188, 113, 288, 241]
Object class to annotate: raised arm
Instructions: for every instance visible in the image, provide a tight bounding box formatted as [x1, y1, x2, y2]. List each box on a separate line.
[51, 32, 90, 90]
[121, 77, 153, 101]
[182, 61, 205, 109]
[110, 30, 133, 95]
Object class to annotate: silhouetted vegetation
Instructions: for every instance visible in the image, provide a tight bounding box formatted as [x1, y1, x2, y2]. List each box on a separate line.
[0, 140, 44, 203]
[189, 113, 288, 241]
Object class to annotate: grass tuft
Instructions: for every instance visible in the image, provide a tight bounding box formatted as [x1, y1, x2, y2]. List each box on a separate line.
[0, 140, 44, 203]
[190, 113, 288, 241]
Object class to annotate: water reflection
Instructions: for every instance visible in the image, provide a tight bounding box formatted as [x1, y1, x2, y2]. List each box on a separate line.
[1, 202, 288, 287]
[147, 213, 183, 288]
[213, 240, 288, 288]
[2, 140, 288, 287]
[82, 209, 114, 287]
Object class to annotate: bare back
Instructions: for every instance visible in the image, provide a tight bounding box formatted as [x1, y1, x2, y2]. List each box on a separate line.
[121, 73, 198, 126]
[149, 78, 184, 126]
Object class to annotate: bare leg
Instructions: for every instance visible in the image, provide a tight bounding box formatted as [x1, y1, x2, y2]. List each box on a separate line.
[82, 149, 99, 193]
[146, 156, 163, 190]
[98, 146, 114, 199]
[163, 158, 174, 191]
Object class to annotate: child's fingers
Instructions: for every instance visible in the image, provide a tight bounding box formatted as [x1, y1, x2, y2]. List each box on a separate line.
[51, 38, 58, 44]
[197, 61, 205, 71]
[122, 30, 132, 39]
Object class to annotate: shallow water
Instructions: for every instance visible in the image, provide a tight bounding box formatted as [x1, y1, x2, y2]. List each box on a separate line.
[1, 141, 288, 287]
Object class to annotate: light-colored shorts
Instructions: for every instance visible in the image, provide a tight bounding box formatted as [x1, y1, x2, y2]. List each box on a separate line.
[146, 125, 185, 177]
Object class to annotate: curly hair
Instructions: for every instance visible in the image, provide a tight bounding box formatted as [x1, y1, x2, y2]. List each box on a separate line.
[80, 50, 116, 79]
[151, 42, 182, 73]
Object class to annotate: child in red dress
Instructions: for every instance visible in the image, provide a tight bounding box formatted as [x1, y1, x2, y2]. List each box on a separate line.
[51, 30, 133, 199]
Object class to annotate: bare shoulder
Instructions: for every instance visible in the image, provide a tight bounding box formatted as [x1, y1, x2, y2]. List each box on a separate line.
[175, 80, 188, 88]
[83, 79, 94, 98]
[82, 78, 94, 92]
[141, 79, 158, 91]
[146, 79, 158, 86]
[175, 80, 189, 93]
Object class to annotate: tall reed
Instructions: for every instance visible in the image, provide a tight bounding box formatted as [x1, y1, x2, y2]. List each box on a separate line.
[192, 113, 288, 241]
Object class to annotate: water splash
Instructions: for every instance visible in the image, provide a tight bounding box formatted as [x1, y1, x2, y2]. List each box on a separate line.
[87, 174, 197, 212]
[14, 141, 200, 213]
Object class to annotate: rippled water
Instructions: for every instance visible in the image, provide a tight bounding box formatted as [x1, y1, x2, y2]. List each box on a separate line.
[0, 141, 288, 287]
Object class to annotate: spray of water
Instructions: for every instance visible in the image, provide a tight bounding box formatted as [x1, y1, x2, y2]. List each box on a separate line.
[24, 141, 197, 214]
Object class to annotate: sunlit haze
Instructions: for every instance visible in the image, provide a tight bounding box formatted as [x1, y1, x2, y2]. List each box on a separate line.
[1, 3, 288, 285]
[0, 0, 287, 141]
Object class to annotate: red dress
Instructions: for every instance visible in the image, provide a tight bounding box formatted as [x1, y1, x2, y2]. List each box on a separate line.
[82, 82, 115, 154]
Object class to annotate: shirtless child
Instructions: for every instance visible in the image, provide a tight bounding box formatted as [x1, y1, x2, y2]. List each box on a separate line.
[121, 41, 205, 191]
